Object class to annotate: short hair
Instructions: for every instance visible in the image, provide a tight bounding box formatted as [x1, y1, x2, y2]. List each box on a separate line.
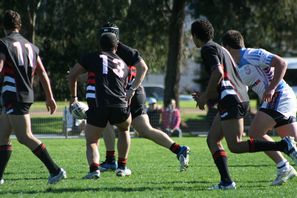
[100, 33, 118, 51]
[221, 30, 245, 49]
[100, 22, 119, 40]
[191, 19, 214, 42]
[3, 10, 21, 30]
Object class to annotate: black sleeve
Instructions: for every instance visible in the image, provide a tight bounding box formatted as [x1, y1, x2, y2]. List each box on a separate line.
[201, 45, 220, 75]
[116, 42, 142, 66]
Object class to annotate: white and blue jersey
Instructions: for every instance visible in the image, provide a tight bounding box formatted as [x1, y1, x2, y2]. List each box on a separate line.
[238, 48, 296, 118]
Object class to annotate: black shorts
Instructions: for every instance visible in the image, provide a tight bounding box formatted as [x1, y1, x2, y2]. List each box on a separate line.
[4, 102, 32, 115]
[259, 108, 296, 128]
[86, 106, 130, 128]
[218, 96, 249, 121]
[130, 87, 147, 119]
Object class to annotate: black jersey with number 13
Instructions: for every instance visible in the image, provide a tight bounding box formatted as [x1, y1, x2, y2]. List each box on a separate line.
[79, 51, 129, 108]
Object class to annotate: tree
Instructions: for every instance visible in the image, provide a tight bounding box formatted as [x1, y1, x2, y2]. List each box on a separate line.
[164, 0, 186, 107]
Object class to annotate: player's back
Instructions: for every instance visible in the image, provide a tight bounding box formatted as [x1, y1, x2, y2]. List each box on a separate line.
[82, 51, 129, 108]
[0, 32, 39, 104]
[201, 41, 249, 103]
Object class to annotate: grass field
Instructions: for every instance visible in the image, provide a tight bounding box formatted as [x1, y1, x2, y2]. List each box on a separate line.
[0, 137, 296, 198]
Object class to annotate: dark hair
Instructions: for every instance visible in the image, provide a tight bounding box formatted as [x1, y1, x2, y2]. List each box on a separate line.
[100, 22, 119, 40]
[3, 10, 21, 30]
[191, 19, 214, 42]
[221, 30, 245, 49]
[100, 33, 118, 51]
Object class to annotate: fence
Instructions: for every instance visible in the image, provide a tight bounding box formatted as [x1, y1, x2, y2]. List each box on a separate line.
[29, 106, 260, 138]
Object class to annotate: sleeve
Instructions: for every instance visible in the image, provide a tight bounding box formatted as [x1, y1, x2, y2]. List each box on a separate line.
[116, 42, 142, 66]
[78, 53, 91, 70]
[201, 45, 220, 75]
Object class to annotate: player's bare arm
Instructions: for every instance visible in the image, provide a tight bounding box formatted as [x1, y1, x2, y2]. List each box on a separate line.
[263, 55, 287, 102]
[68, 63, 86, 104]
[36, 56, 57, 114]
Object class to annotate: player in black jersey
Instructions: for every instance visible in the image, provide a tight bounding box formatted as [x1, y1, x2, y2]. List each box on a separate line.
[0, 10, 66, 185]
[191, 19, 297, 190]
[68, 33, 133, 178]
[98, 23, 190, 172]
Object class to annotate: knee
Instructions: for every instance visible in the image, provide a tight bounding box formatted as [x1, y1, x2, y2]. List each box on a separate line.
[16, 134, 30, 145]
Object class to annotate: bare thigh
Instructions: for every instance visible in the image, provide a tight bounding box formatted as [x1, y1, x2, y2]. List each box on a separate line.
[275, 122, 297, 139]
[221, 118, 247, 153]
[248, 111, 275, 138]
[115, 114, 131, 133]
[8, 114, 42, 149]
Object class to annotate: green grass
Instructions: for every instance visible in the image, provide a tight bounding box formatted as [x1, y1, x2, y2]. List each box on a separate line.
[0, 137, 296, 197]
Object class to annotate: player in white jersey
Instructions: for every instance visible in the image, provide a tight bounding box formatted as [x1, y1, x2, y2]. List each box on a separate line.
[222, 30, 297, 186]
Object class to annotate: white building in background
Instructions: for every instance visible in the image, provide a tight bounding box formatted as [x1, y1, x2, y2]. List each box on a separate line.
[142, 59, 200, 94]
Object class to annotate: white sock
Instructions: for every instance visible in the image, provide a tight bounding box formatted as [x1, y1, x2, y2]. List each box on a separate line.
[276, 159, 289, 170]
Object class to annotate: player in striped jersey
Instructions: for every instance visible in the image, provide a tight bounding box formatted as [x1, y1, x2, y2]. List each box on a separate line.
[191, 19, 297, 190]
[222, 30, 297, 185]
[0, 10, 66, 185]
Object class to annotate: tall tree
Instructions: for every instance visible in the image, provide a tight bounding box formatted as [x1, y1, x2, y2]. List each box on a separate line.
[164, 0, 186, 107]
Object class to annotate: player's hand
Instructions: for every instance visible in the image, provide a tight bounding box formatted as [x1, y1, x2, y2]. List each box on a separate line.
[46, 97, 57, 114]
[69, 97, 78, 111]
[192, 91, 206, 110]
[262, 88, 275, 102]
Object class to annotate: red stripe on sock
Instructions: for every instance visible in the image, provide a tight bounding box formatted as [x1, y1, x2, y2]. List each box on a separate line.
[33, 143, 46, 155]
[118, 158, 127, 166]
[213, 150, 227, 160]
[170, 143, 180, 153]
[248, 138, 255, 152]
[0, 145, 12, 151]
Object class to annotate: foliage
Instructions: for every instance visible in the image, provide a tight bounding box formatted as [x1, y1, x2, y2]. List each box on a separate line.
[189, 0, 297, 56]
[1, 137, 296, 197]
[1, 1, 297, 101]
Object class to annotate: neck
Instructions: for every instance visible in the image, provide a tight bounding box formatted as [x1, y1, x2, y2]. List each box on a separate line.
[4, 28, 19, 35]
[229, 48, 241, 64]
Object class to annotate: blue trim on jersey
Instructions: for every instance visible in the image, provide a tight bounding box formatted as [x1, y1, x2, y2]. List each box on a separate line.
[239, 48, 275, 68]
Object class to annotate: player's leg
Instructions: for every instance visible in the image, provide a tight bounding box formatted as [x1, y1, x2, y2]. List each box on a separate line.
[248, 111, 295, 185]
[99, 123, 117, 172]
[0, 115, 13, 185]
[10, 113, 66, 184]
[132, 114, 190, 171]
[132, 114, 174, 148]
[114, 114, 132, 177]
[207, 113, 236, 190]
[83, 123, 104, 179]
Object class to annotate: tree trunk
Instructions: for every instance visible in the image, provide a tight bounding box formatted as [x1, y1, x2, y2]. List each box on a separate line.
[164, 0, 186, 108]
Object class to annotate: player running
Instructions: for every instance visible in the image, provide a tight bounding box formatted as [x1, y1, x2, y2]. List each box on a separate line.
[222, 30, 297, 185]
[0, 10, 66, 185]
[191, 19, 297, 190]
[99, 23, 190, 172]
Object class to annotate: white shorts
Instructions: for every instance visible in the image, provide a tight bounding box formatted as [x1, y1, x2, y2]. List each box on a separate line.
[261, 86, 296, 118]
